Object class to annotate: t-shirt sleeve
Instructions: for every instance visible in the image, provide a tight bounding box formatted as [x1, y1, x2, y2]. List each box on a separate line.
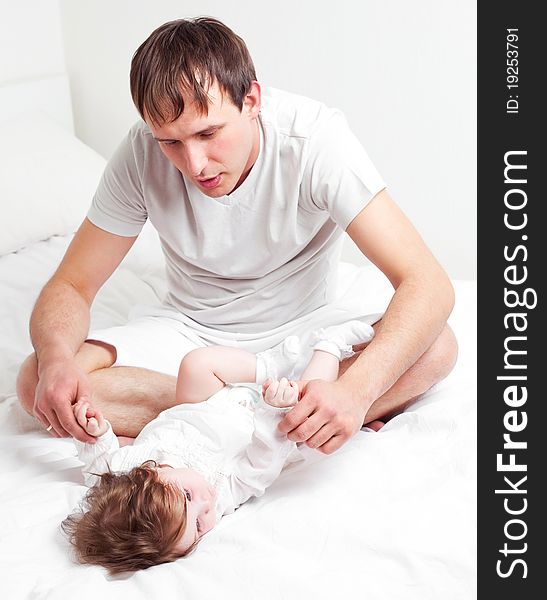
[304, 111, 386, 230]
[87, 126, 148, 237]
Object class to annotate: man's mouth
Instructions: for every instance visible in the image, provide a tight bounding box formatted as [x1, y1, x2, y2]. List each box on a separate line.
[197, 174, 221, 189]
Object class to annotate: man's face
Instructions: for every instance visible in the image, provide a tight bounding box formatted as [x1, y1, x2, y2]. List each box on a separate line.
[146, 81, 261, 197]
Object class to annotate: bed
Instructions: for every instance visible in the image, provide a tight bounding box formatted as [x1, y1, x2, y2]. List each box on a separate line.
[0, 76, 477, 599]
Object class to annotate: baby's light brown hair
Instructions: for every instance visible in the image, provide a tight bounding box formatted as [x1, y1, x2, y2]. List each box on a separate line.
[62, 461, 193, 574]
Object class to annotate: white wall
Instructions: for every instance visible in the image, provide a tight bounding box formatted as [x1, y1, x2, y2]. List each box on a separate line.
[0, 0, 65, 84]
[59, 0, 476, 279]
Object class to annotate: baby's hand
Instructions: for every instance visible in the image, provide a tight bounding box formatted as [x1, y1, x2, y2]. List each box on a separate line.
[262, 377, 299, 408]
[73, 399, 108, 437]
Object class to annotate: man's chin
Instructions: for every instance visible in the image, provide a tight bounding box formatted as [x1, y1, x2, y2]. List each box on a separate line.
[201, 186, 228, 198]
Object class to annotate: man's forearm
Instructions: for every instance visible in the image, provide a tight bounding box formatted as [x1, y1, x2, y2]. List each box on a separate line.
[338, 271, 455, 409]
[30, 278, 91, 370]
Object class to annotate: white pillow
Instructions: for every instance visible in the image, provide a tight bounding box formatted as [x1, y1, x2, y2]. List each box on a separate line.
[0, 113, 106, 255]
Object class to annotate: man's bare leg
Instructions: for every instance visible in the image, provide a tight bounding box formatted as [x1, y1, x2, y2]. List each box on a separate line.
[87, 366, 178, 437]
[338, 322, 458, 425]
[17, 342, 178, 438]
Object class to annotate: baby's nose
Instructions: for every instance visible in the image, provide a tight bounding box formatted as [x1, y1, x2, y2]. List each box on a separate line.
[198, 495, 210, 512]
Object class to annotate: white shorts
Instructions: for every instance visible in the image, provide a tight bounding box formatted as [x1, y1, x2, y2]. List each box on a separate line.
[87, 265, 392, 377]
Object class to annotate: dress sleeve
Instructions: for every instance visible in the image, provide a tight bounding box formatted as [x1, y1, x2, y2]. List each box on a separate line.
[73, 422, 120, 487]
[228, 400, 298, 508]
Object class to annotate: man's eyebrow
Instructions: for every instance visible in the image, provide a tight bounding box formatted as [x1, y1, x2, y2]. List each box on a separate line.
[153, 124, 223, 142]
[194, 123, 223, 134]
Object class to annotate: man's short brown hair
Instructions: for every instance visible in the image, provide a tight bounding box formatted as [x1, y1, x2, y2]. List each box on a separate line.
[62, 461, 192, 574]
[130, 17, 257, 125]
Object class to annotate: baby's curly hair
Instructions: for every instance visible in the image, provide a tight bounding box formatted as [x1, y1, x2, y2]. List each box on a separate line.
[62, 460, 193, 574]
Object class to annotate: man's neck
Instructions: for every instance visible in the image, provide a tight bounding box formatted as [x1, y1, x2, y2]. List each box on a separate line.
[230, 118, 260, 194]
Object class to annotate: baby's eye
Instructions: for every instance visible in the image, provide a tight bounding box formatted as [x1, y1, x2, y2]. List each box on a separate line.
[184, 489, 192, 501]
[196, 519, 202, 533]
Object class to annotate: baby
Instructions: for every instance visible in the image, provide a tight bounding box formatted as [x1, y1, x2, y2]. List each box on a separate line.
[63, 319, 378, 573]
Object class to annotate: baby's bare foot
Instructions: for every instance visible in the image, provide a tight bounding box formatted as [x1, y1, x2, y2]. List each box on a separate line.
[263, 377, 299, 408]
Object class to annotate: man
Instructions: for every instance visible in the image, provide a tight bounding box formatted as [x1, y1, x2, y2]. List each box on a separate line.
[17, 17, 457, 454]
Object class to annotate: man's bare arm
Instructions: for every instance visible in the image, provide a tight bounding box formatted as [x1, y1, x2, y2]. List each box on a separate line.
[279, 189, 455, 452]
[338, 188, 455, 405]
[30, 218, 137, 441]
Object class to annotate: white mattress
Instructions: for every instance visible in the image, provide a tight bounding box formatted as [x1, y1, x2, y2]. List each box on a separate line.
[0, 232, 477, 600]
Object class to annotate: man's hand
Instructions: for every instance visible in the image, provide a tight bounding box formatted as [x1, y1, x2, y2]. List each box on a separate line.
[277, 379, 368, 454]
[34, 360, 96, 443]
[73, 399, 108, 437]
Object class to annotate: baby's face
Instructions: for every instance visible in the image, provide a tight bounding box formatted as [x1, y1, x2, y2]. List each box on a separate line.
[156, 465, 217, 552]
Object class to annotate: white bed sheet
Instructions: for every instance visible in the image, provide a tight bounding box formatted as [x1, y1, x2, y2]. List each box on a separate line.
[0, 233, 477, 600]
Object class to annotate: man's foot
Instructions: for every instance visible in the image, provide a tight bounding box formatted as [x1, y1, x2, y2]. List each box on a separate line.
[364, 420, 385, 432]
[255, 336, 301, 384]
[117, 436, 135, 447]
[262, 377, 299, 408]
[310, 319, 375, 359]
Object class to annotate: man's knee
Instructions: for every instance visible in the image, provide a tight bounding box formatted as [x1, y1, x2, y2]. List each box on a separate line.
[422, 323, 458, 382]
[16, 353, 38, 415]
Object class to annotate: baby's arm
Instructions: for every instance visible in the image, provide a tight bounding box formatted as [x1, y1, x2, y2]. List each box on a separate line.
[262, 377, 300, 407]
[72, 400, 120, 486]
[176, 346, 257, 404]
[73, 399, 108, 437]
[228, 379, 300, 507]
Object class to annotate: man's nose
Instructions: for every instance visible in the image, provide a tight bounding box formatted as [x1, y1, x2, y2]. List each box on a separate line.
[185, 144, 207, 177]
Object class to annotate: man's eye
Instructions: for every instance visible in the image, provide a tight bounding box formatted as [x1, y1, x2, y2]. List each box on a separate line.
[161, 140, 179, 146]
[200, 131, 215, 138]
[184, 489, 192, 501]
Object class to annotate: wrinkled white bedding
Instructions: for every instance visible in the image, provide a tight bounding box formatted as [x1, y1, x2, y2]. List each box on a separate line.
[0, 231, 476, 600]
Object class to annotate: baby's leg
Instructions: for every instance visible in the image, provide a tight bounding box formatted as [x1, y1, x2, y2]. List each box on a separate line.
[177, 346, 257, 404]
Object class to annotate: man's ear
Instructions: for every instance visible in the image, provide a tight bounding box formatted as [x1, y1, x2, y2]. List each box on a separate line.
[243, 80, 261, 118]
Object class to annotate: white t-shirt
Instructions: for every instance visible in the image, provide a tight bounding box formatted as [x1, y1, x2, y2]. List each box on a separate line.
[88, 87, 386, 333]
[74, 386, 301, 521]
